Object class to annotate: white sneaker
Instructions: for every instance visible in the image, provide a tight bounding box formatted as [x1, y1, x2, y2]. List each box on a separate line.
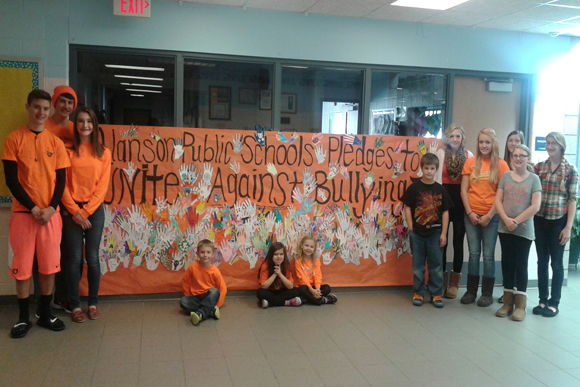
[261, 299, 269, 309]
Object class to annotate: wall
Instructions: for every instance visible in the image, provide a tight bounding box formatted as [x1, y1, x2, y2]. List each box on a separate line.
[0, 0, 579, 295]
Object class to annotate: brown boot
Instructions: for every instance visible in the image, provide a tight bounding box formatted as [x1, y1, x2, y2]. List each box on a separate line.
[512, 291, 527, 321]
[445, 272, 461, 299]
[495, 289, 514, 317]
[442, 272, 449, 297]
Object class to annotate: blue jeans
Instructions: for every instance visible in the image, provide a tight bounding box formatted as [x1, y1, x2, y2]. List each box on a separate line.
[409, 230, 443, 296]
[180, 287, 220, 319]
[63, 204, 105, 310]
[464, 213, 499, 278]
[534, 215, 567, 308]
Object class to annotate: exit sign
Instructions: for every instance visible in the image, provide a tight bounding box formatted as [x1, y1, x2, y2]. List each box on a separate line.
[114, 0, 151, 18]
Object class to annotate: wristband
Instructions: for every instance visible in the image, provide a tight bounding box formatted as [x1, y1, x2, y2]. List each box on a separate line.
[467, 212, 472, 216]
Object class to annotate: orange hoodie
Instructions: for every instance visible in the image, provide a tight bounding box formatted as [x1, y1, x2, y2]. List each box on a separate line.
[294, 258, 322, 288]
[61, 144, 111, 219]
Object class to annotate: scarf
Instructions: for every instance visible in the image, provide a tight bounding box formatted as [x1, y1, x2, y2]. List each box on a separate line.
[444, 146, 466, 182]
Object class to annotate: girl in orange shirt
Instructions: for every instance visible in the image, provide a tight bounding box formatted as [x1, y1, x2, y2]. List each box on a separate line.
[460, 128, 510, 307]
[61, 107, 111, 323]
[295, 236, 337, 305]
[257, 242, 301, 308]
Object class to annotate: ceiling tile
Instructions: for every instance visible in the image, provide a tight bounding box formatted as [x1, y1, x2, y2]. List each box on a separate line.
[509, 3, 580, 21]
[450, 0, 542, 15]
[307, 0, 388, 17]
[525, 20, 580, 34]
[244, 0, 318, 13]
[550, 0, 580, 6]
[421, 10, 498, 26]
[474, 16, 552, 30]
[366, 5, 441, 22]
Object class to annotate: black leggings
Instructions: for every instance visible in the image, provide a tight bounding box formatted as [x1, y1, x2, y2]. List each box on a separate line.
[499, 233, 532, 292]
[442, 183, 465, 273]
[256, 288, 300, 307]
[298, 284, 331, 306]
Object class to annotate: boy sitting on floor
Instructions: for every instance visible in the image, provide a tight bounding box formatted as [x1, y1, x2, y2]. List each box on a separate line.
[180, 239, 227, 325]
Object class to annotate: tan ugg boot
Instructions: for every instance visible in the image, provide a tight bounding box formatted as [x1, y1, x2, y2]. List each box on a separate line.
[442, 272, 449, 297]
[495, 289, 514, 317]
[445, 272, 462, 299]
[512, 291, 527, 322]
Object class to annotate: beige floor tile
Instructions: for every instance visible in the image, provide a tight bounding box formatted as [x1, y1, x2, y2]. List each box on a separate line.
[528, 369, 580, 387]
[274, 367, 325, 387]
[140, 342, 182, 363]
[305, 349, 352, 368]
[316, 365, 367, 386]
[139, 359, 186, 387]
[266, 351, 311, 371]
[91, 361, 139, 387]
[186, 372, 233, 387]
[344, 347, 390, 366]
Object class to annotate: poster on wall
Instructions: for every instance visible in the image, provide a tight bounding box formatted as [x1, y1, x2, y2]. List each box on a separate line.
[88, 125, 440, 295]
[372, 109, 397, 135]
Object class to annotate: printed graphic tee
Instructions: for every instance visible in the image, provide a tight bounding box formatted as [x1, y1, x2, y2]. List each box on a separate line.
[461, 157, 510, 215]
[402, 180, 453, 237]
[497, 172, 542, 240]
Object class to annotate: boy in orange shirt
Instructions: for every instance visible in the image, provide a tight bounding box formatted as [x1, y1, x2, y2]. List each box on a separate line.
[181, 239, 227, 325]
[2, 90, 70, 338]
[44, 85, 77, 147]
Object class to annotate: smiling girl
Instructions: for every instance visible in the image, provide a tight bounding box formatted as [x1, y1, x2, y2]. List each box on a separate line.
[295, 236, 337, 305]
[257, 242, 301, 308]
[460, 128, 510, 307]
[60, 107, 111, 323]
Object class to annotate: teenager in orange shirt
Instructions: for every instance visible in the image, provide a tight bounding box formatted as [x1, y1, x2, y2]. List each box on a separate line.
[294, 236, 337, 305]
[257, 242, 301, 308]
[181, 239, 227, 325]
[2, 90, 70, 338]
[60, 107, 111, 322]
[460, 128, 510, 307]
[45, 85, 77, 147]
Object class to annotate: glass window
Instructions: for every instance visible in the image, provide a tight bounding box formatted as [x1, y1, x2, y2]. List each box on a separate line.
[281, 65, 364, 133]
[370, 71, 447, 137]
[75, 50, 175, 126]
[183, 59, 273, 130]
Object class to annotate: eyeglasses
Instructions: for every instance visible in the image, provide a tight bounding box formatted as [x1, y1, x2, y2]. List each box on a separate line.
[512, 154, 528, 159]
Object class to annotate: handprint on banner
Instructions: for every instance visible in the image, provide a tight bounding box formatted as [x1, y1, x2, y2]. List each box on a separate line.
[229, 160, 240, 174]
[232, 134, 243, 154]
[288, 132, 299, 145]
[322, 252, 332, 265]
[327, 161, 340, 180]
[296, 197, 315, 216]
[219, 240, 235, 263]
[364, 172, 375, 189]
[374, 137, 385, 148]
[275, 132, 287, 143]
[155, 196, 169, 215]
[179, 164, 199, 195]
[339, 166, 349, 179]
[317, 188, 327, 201]
[311, 133, 323, 145]
[417, 140, 427, 155]
[123, 162, 136, 183]
[394, 140, 404, 154]
[315, 144, 326, 164]
[213, 189, 222, 203]
[120, 124, 140, 138]
[266, 163, 278, 175]
[149, 129, 161, 141]
[174, 138, 184, 159]
[202, 163, 213, 184]
[254, 125, 265, 148]
[429, 141, 439, 154]
[392, 161, 403, 179]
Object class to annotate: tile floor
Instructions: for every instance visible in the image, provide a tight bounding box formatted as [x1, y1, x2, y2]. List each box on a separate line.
[1, 270, 580, 387]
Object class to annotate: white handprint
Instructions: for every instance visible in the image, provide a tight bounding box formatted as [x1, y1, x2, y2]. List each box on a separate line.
[202, 163, 213, 184]
[174, 138, 184, 159]
[317, 188, 327, 201]
[267, 163, 277, 175]
[233, 134, 243, 154]
[429, 141, 439, 154]
[315, 144, 326, 164]
[322, 252, 332, 265]
[123, 162, 136, 183]
[364, 173, 375, 189]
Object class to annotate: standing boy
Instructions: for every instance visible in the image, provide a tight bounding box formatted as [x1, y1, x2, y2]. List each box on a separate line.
[2, 90, 70, 338]
[181, 239, 227, 325]
[45, 85, 77, 147]
[403, 153, 453, 308]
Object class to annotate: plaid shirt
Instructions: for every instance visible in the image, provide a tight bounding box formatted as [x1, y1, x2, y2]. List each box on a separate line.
[534, 158, 578, 220]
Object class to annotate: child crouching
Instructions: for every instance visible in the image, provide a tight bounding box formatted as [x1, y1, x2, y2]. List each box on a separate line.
[180, 239, 227, 325]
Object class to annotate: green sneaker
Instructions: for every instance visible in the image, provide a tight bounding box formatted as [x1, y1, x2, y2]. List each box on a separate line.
[412, 293, 423, 306]
[190, 311, 202, 326]
[210, 306, 220, 320]
[432, 296, 444, 308]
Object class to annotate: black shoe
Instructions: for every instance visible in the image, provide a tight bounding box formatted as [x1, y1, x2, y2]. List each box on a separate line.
[542, 307, 559, 318]
[10, 321, 32, 338]
[498, 295, 504, 303]
[35, 306, 40, 319]
[37, 316, 66, 331]
[52, 300, 72, 314]
[532, 303, 546, 315]
[325, 294, 338, 304]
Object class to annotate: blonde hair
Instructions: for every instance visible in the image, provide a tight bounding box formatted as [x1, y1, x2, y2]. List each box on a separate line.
[546, 132, 568, 191]
[474, 128, 501, 184]
[298, 235, 318, 267]
[512, 144, 534, 173]
[444, 123, 466, 150]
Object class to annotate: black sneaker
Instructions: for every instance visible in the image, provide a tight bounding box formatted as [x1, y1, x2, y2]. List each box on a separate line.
[325, 294, 338, 304]
[10, 321, 32, 339]
[209, 306, 220, 320]
[52, 300, 72, 313]
[37, 316, 66, 331]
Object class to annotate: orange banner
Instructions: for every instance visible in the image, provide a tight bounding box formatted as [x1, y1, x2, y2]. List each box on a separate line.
[89, 125, 438, 295]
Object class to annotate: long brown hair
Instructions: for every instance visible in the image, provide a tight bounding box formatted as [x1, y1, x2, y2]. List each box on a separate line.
[258, 242, 289, 280]
[73, 107, 104, 158]
[298, 235, 318, 267]
[503, 130, 525, 168]
[474, 128, 500, 184]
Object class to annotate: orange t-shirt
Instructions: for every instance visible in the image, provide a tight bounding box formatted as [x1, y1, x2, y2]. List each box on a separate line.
[182, 260, 227, 307]
[1, 126, 70, 212]
[61, 144, 112, 219]
[258, 262, 294, 290]
[294, 258, 322, 288]
[462, 157, 510, 215]
[44, 117, 74, 148]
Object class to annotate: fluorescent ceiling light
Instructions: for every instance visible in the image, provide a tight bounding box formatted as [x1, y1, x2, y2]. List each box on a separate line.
[282, 65, 309, 69]
[131, 94, 145, 97]
[106, 64, 164, 71]
[120, 82, 162, 88]
[126, 88, 162, 94]
[115, 75, 163, 81]
[392, 0, 470, 10]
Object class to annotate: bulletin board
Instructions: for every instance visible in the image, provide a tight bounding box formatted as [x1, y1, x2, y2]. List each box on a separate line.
[0, 58, 42, 205]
